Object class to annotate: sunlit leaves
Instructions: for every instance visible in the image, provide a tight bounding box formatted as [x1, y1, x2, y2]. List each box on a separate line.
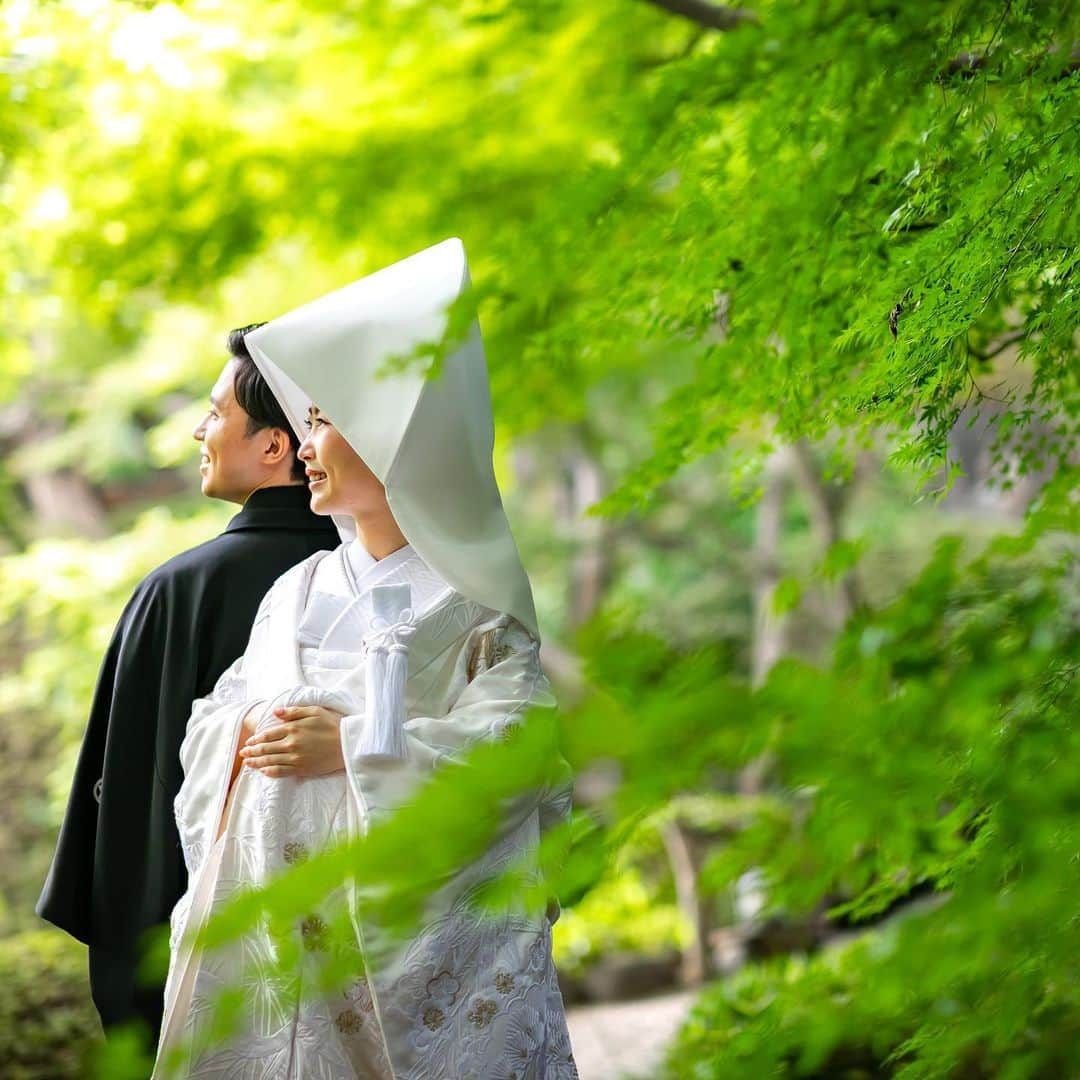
[3, 2, 1078, 1075]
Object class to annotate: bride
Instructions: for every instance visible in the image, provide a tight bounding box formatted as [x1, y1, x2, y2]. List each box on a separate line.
[154, 240, 578, 1079]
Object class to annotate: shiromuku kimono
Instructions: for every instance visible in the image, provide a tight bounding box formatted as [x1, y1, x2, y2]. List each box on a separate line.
[154, 239, 579, 1079]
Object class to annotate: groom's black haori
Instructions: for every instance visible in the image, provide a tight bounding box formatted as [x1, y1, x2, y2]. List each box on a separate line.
[36, 487, 337, 1039]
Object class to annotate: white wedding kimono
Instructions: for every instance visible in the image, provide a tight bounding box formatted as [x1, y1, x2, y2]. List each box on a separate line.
[155, 541, 578, 1079]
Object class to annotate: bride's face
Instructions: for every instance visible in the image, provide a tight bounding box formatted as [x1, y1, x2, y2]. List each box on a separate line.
[297, 405, 387, 518]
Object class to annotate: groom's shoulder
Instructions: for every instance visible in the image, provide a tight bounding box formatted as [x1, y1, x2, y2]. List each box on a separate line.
[133, 529, 329, 612]
[120, 533, 241, 619]
[142, 530, 246, 588]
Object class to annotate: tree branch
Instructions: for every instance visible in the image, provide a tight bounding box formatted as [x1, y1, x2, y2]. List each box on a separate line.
[966, 329, 1026, 363]
[641, 0, 759, 31]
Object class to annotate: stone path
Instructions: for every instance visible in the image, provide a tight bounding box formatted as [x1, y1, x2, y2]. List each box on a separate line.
[565, 988, 698, 1080]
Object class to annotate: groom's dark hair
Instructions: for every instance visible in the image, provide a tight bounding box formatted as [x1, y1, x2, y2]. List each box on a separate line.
[226, 322, 306, 482]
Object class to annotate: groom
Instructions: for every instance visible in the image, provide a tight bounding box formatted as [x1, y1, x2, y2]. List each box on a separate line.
[36, 324, 338, 1045]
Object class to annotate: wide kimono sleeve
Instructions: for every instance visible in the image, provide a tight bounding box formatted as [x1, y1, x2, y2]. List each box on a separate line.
[339, 613, 573, 838]
[37, 578, 178, 945]
[172, 594, 272, 878]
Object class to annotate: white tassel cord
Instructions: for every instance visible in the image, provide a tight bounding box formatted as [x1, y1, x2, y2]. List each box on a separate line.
[357, 607, 417, 759]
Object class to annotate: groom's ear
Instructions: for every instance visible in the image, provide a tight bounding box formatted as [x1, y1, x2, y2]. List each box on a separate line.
[261, 425, 294, 467]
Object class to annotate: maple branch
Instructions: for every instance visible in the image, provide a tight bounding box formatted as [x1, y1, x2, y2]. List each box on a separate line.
[966, 329, 1027, 363]
[641, 0, 759, 31]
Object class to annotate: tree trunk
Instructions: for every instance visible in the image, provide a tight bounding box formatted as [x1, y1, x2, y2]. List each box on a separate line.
[20, 469, 108, 538]
[750, 445, 789, 689]
[661, 819, 714, 984]
[789, 438, 860, 625]
[556, 432, 613, 631]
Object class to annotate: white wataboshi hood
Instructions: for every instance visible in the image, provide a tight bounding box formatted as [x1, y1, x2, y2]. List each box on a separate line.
[245, 237, 539, 641]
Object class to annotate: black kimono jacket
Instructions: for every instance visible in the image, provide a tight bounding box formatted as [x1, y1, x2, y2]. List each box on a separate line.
[37, 485, 339, 953]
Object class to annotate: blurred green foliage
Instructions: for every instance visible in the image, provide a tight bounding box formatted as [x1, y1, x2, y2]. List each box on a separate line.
[664, 912, 1079, 1080]
[5, 1, 1077, 495]
[0, 931, 99, 1078]
[552, 865, 691, 978]
[2, 0, 1078, 1076]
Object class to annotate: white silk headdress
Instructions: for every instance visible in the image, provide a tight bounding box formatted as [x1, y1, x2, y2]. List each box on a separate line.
[245, 237, 539, 646]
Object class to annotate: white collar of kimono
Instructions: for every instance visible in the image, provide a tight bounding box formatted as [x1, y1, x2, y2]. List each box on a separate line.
[316, 541, 454, 655]
[344, 537, 414, 591]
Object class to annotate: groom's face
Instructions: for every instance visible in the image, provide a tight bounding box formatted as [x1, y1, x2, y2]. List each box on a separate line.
[191, 360, 269, 504]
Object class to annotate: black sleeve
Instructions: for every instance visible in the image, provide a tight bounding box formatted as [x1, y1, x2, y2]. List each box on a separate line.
[36, 579, 193, 949]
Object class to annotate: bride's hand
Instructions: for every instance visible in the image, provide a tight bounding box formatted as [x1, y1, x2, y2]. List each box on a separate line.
[239, 705, 345, 778]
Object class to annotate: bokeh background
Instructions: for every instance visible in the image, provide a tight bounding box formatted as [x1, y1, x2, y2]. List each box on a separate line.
[2, 1, 1078, 1076]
